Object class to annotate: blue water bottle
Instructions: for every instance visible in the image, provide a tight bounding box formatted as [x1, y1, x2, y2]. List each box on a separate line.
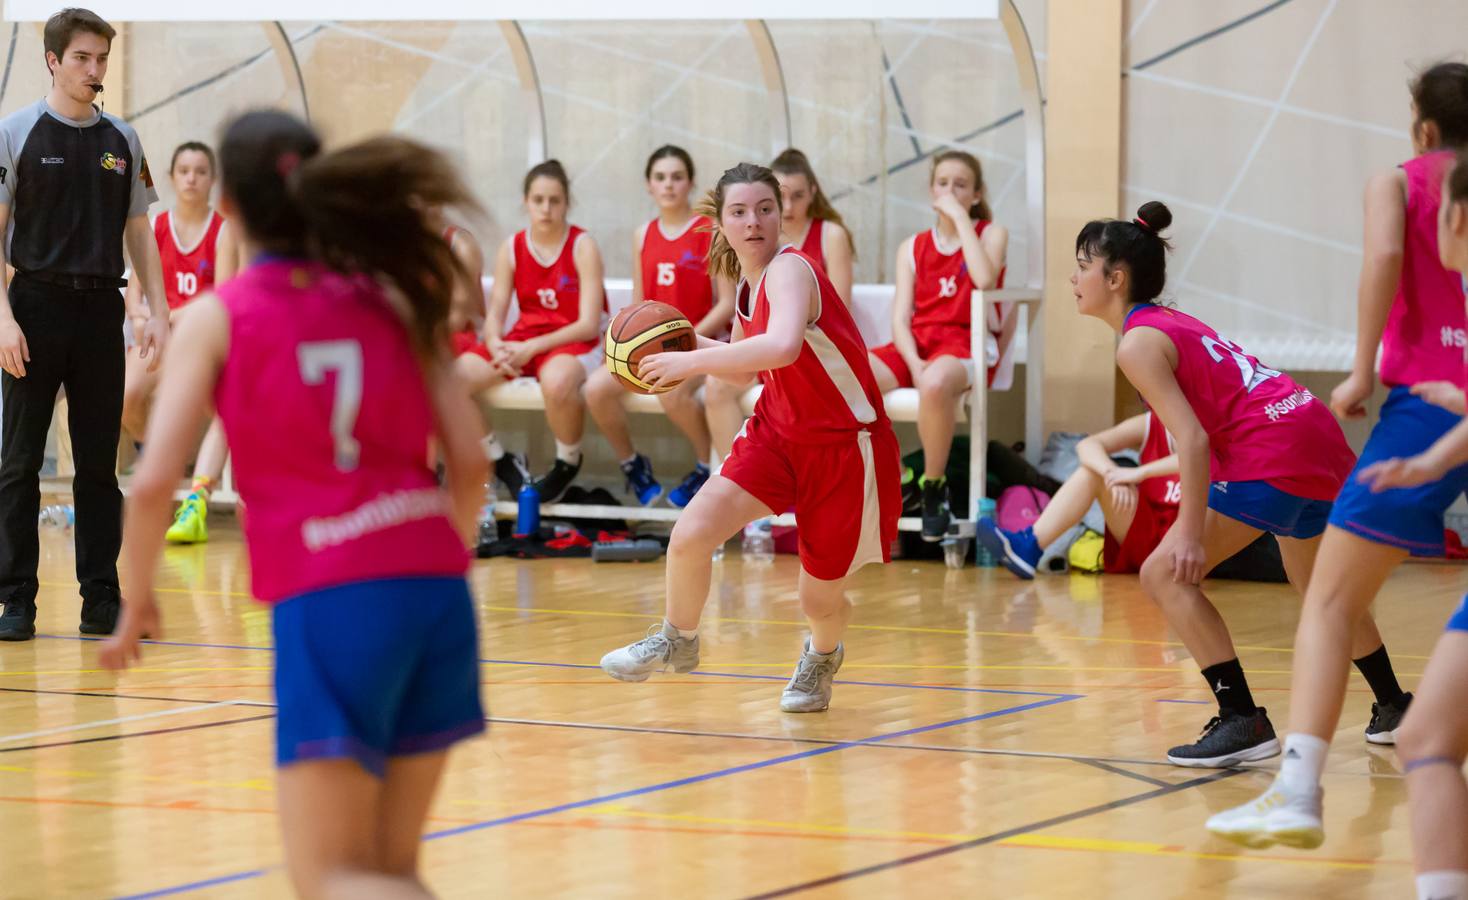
[975, 497, 998, 567]
[515, 484, 541, 536]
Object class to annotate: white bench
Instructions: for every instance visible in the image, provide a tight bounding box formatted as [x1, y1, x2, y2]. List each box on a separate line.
[485, 277, 1044, 530]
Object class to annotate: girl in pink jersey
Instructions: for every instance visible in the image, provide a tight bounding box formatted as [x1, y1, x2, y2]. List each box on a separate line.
[585, 146, 734, 509]
[456, 160, 606, 503]
[1075, 201, 1398, 773]
[869, 149, 1009, 541]
[701, 149, 857, 464]
[99, 111, 487, 897]
[1210, 63, 1468, 854]
[600, 163, 900, 713]
[1357, 152, 1468, 900]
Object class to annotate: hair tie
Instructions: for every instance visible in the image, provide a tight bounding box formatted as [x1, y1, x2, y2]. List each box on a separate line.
[276, 151, 301, 180]
[1133, 216, 1151, 232]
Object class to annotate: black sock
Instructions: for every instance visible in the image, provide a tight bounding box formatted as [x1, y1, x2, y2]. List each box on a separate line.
[1201, 658, 1257, 716]
[1353, 644, 1405, 704]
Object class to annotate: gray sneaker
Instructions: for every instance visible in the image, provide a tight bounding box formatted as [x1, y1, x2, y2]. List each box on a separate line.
[601, 621, 700, 682]
[780, 639, 844, 713]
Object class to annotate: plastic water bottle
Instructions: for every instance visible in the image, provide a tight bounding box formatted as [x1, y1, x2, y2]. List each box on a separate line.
[515, 485, 540, 536]
[38, 504, 75, 532]
[741, 518, 775, 564]
[974, 497, 998, 567]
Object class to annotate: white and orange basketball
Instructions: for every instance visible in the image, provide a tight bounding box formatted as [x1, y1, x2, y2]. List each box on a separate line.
[604, 301, 695, 394]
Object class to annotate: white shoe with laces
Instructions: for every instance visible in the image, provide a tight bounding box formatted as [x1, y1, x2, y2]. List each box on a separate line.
[1206, 779, 1324, 849]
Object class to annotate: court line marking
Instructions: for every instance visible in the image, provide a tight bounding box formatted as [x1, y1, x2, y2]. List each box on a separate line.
[0, 715, 275, 755]
[740, 769, 1248, 899]
[997, 833, 1399, 871]
[1074, 759, 1174, 790]
[0, 700, 246, 744]
[40, 585, 1432, 659]
[115, 693, 1080, 899]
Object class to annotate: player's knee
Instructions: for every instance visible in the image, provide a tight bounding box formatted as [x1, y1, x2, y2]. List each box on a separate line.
[800, 587, 847, 620]
[917, 367, 960, 401]
[1396, 707, 1461, 764]
[668, 514, 722, 556]
[584, 370, 620, 407]
[1138, 552, 1172, 597]
[540, 370, 584, 407]
[705, 378, 738, 407]
[659, 387, 699, 417]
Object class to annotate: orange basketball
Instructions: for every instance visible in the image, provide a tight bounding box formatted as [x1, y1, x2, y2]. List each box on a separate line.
[604, 301, 695, 394]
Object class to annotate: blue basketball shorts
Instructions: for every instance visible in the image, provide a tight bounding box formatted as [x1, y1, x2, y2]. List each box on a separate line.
[273, 576, 485, 777]
[1329, 386, 1468, 557]
[1208, 480, 1332, 539]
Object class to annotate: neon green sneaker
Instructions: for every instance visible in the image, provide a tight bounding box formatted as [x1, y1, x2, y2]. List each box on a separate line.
[165, 492, 209, 544]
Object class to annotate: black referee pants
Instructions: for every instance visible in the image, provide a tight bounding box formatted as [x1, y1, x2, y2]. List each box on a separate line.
[0, 275, 124, 609]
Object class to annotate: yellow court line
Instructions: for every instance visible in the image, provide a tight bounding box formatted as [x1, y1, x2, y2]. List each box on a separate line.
[0, 761, 273, 792]
[999, 834, 1399, 870]
[0, 667, 272, 677]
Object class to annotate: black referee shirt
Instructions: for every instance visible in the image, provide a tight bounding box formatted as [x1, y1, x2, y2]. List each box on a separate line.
[0, 98, 156, 279]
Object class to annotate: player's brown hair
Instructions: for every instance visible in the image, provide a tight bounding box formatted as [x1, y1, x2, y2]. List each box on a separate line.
[698, 162, 783, 283]
[931, 149, 992, 222]
[770, 148, 855, 258]
[218, 110, 478, 361]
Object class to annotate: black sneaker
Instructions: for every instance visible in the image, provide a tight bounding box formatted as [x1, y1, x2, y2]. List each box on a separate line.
[900, 467, 921, 516]
[494, 452, 531, 497]
[0, 599, 37, 641]
[920, 478, 951, 542]
[621, 454, 663, 506]
[1167, 707, 1280, 767]
[1365, 692, 1412, 745]
[534, 457, 582, 504]
[79, 594, 120, 636]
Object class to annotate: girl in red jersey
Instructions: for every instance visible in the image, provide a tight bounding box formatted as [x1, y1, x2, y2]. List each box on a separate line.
[702, 147, 856, 463]
[600, 163, 900, 713]
[101, 112, 487, 898]
[585, 146, 734, 508]
[979, 411, 1178, 578]
[869, 150, 1008, 541]
[120, 141, 239, 442]
[455, 159, 605, 502]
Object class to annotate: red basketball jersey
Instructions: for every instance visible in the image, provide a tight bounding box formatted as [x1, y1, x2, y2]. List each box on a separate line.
[736, 246, 887, 443]
[1137, 411, 1181, 509]
[797, 218, 827, 272]
[155, 209, 225, 310]
[640, 215, 713, 322]
[511, 226, 591, 333]
[910, 219, 1006, 332]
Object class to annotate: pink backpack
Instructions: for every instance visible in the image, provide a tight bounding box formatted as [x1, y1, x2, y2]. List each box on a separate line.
[996, 485, 1050, 531]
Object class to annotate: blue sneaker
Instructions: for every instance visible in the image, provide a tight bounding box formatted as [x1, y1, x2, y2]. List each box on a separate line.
[667, 464, 710, 508]
[621, 454, 663, 506]
[976, 517, 1042, 579]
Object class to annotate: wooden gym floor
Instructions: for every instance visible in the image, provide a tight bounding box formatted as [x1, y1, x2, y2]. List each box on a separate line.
[1, 519, 1459, 898]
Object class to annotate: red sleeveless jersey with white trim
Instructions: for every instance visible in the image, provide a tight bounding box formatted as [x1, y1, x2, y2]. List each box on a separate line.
[511, 225, 587, 333]
[911, 219, 1005, 331]
[155, 209, 224, 310]
[640, 215, 713, 322]
[798, 218, 827, 272]
[736, 246, 887, 443]
[1137, 411, 1180, 509]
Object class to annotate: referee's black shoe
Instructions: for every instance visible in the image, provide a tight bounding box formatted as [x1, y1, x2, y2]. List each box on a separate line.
[0, 599, 37, 641]
[79, 593, 120, 636]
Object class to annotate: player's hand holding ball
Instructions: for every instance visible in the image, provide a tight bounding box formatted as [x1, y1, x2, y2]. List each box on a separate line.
[604, 301, 695, 394]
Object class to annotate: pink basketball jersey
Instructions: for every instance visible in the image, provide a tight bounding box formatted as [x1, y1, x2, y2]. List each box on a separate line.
[735, 246, 888, 443]
[1379, 150, 1468, 387]
[1123, 304, 1355, 500]
[214, 259, 469, 602]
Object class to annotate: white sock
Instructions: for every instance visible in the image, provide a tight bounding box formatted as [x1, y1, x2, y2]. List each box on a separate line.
[1417, 871, 1468, 900]
[1278, 733, 1329, 794]
[481, 433, 505, 461]
[665, 619, 697, 640]
[620, 453, 639, 467]
[556, 441, 582, 465]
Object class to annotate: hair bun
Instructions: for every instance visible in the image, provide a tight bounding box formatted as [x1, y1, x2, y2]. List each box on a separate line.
[1134, 201, 1172, 234]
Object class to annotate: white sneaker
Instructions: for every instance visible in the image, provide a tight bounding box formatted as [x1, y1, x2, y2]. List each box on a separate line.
[600, 622, 700, 682]
[1206, 780, 1324, 849]
[780, 640, 844, 713]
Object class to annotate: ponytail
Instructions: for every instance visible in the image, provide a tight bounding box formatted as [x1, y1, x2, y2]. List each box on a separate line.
[770, 147, 856, 259]
[699, 162, 783, 283]
[219, 110, 479, 361]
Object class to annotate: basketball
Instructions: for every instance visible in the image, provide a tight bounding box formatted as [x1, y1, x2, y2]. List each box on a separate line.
[604, 301, 695, 394]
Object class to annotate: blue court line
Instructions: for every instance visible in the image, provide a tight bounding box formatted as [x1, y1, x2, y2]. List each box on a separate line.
[1156, 698, 1213, 705]
[39, 634, 1062, 698]
[113, 691, 1081, 899]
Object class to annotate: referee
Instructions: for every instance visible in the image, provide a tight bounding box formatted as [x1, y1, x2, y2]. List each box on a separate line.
[0, 8, 167, 641]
